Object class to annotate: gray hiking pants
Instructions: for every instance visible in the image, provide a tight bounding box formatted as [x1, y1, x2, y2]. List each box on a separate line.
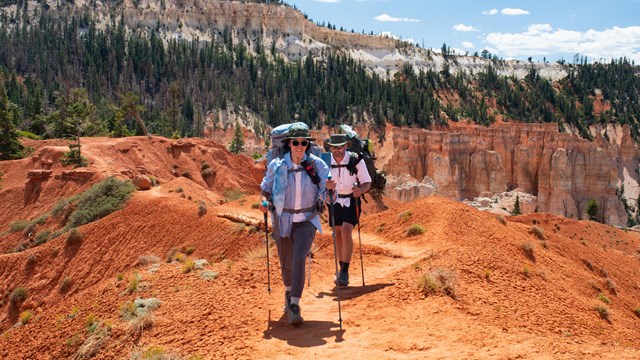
[276, 221, 316, 298]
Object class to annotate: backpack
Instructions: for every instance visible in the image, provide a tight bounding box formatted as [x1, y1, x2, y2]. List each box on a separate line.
[338, 124, 387, 191]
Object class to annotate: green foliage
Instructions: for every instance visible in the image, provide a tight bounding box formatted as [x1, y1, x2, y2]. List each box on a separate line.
[511, 194, 522, 215]
[60, 141, 88, 168]
[597, 293, 611, 304]
[66, 176, 135, 228]
[0, 9, 637, 142]
[229, 121, 245, 154]
[222, 189, 245, 203]
[0, 73, 25, 160]
[9, 287, 28, 307]
[585, 199, 599, 221]
[406, 224, 425, 237]
[398, 210, 413, 221]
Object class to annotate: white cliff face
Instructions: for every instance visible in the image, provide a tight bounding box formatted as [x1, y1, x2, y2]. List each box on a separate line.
[30, 0, 570, 81]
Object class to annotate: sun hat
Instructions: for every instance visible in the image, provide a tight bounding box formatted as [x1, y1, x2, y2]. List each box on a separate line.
[326, 134, 349, 147]
[283, 123, 315, 141]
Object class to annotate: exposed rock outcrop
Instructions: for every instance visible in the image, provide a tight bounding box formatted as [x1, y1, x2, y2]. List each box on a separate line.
[379, 123, 636, 226]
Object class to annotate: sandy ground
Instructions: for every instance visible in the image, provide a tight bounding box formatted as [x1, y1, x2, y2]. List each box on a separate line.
[1, 136, 640, 359]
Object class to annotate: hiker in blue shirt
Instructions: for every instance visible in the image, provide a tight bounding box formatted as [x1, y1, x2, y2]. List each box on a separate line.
[259, 124, 329, 325]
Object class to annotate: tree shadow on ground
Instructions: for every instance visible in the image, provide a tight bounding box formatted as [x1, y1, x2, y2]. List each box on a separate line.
[263, 310, 345, 346]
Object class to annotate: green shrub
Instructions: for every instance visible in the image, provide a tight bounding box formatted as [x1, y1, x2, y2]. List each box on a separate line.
[60, 143, 88, 168]
[9, 287, 28, 307]
[51, 198, 71, 216]
[634, 307, 640, 318]
[34, 229, 52, 246]
[17, 130, 41, 140]
[67, 176, 135, 228]
[597, 293, 611, 304]
[406, 224, 425, 237]
[398, 210, 413, 221]
[8, 220, 31, 233]
[222, 189, 245, 203]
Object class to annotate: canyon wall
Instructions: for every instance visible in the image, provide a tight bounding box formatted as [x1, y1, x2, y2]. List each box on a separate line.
[376, 123, 637, 226]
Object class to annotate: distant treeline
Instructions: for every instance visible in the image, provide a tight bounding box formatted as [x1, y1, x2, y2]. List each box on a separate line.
[1, 5, 639, 144]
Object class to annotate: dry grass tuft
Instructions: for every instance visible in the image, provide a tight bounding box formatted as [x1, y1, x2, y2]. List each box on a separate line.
[418, 268, 458, 299]
[531, 226, 545, 240]
[519, 241, 536, 262]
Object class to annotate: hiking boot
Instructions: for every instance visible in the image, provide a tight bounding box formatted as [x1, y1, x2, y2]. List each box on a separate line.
[334, 269, 349, 287]
[283, 291, 291, 313]
[287, 304, 304, 325]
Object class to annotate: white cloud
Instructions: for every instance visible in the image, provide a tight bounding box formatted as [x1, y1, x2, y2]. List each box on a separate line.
[482, 9, 498, 15]
[525, 24, 553, 35]
[374, 14, 420, 23]
[501, 8, 530, 16]
[453, 24, 479, 32]
[485, 25, 640, 63]
[462, 41, 475, 49]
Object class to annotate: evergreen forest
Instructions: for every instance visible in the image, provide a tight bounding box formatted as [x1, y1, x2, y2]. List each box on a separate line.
[1, 2, 639, 160]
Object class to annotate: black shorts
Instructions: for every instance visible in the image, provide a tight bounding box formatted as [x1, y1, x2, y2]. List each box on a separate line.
[329, 197, 359, 227]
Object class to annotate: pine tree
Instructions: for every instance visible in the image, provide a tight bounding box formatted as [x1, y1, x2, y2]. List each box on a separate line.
[0, 73, 25, 160]
[229, 121, 245, 154]
[586, 199, 599, 221]
[511, 194, 522, 216]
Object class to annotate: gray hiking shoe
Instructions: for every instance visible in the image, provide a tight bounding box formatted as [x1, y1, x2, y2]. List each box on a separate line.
[334, 270, 349, 287]
[287, 304, 304, 325]
[283, 291, 291, 313]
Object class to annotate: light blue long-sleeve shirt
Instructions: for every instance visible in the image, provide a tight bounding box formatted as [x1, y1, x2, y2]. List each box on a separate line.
[260, 152, 329, 239]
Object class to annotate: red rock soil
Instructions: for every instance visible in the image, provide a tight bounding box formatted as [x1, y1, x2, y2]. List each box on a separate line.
[1, 136, 640, 359]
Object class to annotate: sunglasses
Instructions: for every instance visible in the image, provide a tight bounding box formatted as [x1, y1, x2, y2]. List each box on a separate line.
[290, 140, 309, 146]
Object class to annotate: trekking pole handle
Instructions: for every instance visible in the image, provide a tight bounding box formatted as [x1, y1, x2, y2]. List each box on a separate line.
[262, 200, 268, 207]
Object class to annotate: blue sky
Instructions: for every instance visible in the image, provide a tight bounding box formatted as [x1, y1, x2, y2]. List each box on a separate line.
[286, 0, 640, 64]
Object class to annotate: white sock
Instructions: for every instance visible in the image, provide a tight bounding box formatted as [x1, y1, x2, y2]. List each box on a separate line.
[291, 297, 300, 305]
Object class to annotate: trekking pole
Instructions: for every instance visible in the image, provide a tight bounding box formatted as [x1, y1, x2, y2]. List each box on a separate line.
[353, 183, 365, 287]
[328, 174, 343, 330]
[307, 253, 311, 286]
[262, 201, 271, 294]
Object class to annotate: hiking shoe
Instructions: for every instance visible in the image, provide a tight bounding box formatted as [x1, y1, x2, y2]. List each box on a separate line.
[287, 304, 304, 325]
[283, 291, 291, 313]
[334, 270, 349, 287]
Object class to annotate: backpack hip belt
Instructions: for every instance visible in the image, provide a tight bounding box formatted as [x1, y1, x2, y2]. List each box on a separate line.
[282, 206, 316, 214]
[338, 193, 353, 198]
